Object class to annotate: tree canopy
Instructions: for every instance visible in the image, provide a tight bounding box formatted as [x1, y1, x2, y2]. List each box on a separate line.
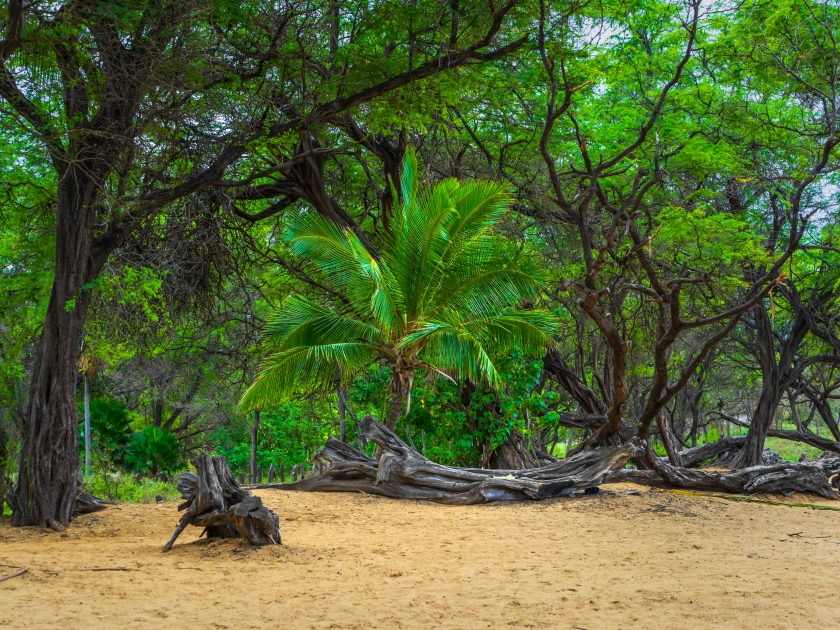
[1, 0, 840, 523]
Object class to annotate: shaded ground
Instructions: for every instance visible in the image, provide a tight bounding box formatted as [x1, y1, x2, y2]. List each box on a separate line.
[1, 485, 838, 629]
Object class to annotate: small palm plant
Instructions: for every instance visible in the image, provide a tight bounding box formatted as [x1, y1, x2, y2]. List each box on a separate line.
[240, 153, 556, 429]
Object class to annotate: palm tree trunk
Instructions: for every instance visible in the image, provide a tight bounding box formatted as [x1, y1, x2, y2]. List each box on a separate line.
[385, 386, 405, 431]
[337, 386, 348, 443]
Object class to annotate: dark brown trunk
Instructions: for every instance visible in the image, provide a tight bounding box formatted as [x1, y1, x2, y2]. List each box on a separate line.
[386, 360, 412, 431]
[13, 174, 98, 529]
[152, 388, 164, 428]
[489, 430, 538, 470]
[542, 348, 605, 415]
[385, 385, 405, 431]
[655, 412, 682, 467]
[736, 384, 784, 467]
[337, 387, 348, 443]
[736, 301, 807, 468]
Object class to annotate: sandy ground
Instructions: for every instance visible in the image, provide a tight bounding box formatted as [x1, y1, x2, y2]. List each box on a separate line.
[1, 485, 839, 629]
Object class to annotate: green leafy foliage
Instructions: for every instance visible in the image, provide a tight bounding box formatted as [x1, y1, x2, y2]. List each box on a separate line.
[78, 397, 133, 464]
[241, 152, 557, 412]
[124, 426, 183, 475]
[212, 402, 335, 477]
[84, 472, 181, 504]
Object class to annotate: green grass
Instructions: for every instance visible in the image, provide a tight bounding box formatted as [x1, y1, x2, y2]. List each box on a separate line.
[85, 472, 182, 504]
[764, 437, 824, 462]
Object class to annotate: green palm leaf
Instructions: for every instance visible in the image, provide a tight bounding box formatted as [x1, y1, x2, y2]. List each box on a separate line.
[242, 151, 558, 420]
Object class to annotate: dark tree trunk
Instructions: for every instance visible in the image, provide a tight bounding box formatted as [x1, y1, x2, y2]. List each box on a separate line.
[543, 348, 605, 415]
[489, 430, 538, 469]
[737, 384, 783, 468]
[337, 386, 348, 443]
[385, 361, 412, 430]
[13, 174, 99, 529]
[656, 412, 682, 467]
[689, 393, 702, 447]
[385, 386, 404, 431]
[164, 455, 281, 551]
[736, 301, 807, 468]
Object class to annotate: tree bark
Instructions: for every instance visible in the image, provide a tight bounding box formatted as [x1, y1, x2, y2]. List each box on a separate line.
[656, 412, 682, 467]
[736, 301, 808, 467]
[607, 441, 840, 499]
[14, 172, 100, 529]
[164, 456, 280, 551]
[489, 430, 538, 469]
[337, 386, 348, 443]
[386, 361, 412, 430]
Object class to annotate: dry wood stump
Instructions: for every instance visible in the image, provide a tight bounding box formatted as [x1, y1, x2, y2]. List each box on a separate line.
[163, 455, 281, 551]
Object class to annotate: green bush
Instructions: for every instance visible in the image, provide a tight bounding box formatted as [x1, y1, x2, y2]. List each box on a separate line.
[78, 397, 132, 464]
[85, 471, 181, 503]
[124, 426, 182, 474]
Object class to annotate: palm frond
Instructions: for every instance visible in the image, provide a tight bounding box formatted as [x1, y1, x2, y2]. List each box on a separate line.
[240, 343, 377, 411]
[283, 211, 374, 299]
[264, 295, 382, 350]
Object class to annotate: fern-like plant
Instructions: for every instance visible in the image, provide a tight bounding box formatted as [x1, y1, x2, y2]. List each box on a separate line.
[124, 426, 182, 475]
[241, 153, 557, 429]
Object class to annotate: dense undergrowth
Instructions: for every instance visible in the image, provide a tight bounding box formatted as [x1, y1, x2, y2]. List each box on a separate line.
[84, 472, 181, 504]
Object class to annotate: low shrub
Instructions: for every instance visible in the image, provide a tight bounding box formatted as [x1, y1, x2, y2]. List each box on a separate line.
[85, 471, 181, 504]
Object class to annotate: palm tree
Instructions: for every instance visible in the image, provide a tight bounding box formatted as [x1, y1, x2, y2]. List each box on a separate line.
[240, 153, 557, 430]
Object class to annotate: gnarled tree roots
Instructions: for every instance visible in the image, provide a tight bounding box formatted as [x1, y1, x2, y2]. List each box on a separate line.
[605, 443, 840, 499]
[257, 417, 839, 502]
[260, 416, 644, 504]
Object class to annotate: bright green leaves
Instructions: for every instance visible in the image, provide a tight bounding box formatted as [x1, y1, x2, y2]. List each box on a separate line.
[124, 426, 182, 475]
[242, 154, 557, 411]
[656, 205, 769, 273]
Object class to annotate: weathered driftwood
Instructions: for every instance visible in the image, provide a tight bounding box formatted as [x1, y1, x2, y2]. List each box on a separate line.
[605, 443, 840, 498]
[163, 455, 280, 551]
[677, 437, 748, 468]
[255, 416, 643, 504]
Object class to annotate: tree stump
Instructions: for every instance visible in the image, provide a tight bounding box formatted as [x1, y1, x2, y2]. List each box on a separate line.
[163, 455, 281, 551]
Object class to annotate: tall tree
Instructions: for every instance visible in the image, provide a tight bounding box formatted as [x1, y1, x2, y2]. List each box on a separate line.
[0, 0, 525, 527]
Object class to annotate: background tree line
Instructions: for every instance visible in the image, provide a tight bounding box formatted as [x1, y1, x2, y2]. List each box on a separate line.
[1, 0, 839, 526]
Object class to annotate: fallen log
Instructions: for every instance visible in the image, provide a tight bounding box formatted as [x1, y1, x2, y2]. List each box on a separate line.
[605, 443, 840, 499]
[677, 437, 748, 468]
[256, 416, 644, 504]
[163, 455, 281, 551]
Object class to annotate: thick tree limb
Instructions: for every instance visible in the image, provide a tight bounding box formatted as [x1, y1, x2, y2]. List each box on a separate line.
[606, 443, 840, 498]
